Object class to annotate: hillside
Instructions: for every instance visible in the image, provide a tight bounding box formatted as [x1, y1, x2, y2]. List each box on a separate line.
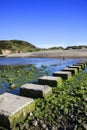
[0, 40, 39, 54]
[65, 45, 87, 50]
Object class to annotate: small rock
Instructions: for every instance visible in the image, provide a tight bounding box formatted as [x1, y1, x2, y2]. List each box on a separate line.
[9, 83, 15, 89]
[85, 112, 87, 116]
[12, 127, 19, 130]
[83, 98, 87, 102]
[83, 123, 87, 130]
[30, 112, 33, 116]
[24, 123, 29, 130]
[39, 120, 43, 124]
[52, 126, 58, 130]
[42, 124, 47, 129]
[31, 120, 38, 126]
[77, 120, 82, 123]
[45, 128, 49, 130]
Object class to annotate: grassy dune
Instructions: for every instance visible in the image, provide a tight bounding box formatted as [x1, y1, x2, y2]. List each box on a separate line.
[0, 40, 39, 54]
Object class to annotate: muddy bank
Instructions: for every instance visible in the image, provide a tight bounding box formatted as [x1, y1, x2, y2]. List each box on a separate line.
[5, 49, 87, 58]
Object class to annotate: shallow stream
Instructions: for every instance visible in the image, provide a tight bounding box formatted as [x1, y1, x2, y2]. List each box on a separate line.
[0, 58, 81, 95]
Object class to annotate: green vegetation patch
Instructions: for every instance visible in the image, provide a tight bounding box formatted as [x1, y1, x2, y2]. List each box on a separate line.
[0, 40, 39, 53]
[27, 72, 87, 130]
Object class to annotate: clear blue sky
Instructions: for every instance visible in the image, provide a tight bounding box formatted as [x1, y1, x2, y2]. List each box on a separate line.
[0, 0, 87, 48]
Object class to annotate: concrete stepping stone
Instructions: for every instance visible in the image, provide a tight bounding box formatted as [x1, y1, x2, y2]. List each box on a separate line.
[62, 67, 78, 75]
[53, 71, 72, 80]
[77, 62, 86, 69]
[74, 63, 86, 69]
[79, 61, 87, 64]
[68, 65, 82, 72]
[20, 83, 52, 98]
[0, 93, 35, 129]
[38, 76, 62, 87]
[73, 63, 84, 69]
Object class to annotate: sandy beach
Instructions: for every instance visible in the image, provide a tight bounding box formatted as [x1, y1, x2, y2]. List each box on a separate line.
[5, 49, 87, 58]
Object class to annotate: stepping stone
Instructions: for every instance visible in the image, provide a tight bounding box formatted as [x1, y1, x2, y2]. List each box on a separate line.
[68, 65, 82, 72]
[73, 63, 84, 69]
[20, 83, 52, 98]
[74, 63, 86, 69]
[79, 61, 87, 64]
[0, 93, 35, 129]
[53, 71, 72, 80]
[38, 76, 62, 87]
[77, 62, 86, 69]
[62, 67, 78, 75]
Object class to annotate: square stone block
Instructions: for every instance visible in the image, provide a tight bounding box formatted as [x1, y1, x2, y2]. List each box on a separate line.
[62, 67, 78, 75]
[38, 76, 62, 87]
[53, 71, 72, 80]
[0, 93, 35, 129]
[68, 65, 81, 72]
[73, 63, 84, 69]
[77, 63, 86, 69]
[20, 83, 52, 98]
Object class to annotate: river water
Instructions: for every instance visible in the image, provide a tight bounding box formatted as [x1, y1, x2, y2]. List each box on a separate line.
[0, 58, 81, 95]
[0, 57, 80, 67]
[0, 57, 81, 75]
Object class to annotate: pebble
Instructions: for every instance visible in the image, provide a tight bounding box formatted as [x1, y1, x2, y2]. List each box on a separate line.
[52, 126, 58, 130]
[42, 124, 47, 129]
[30, 112, 33, 116]
[31, 120, 38, 126]
[84, 98, 87, 102]
[9, 83, 15, 89]
[83, 124, 87, 130]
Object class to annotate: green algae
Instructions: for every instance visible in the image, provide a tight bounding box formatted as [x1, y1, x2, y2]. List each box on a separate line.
[57, 77, 62, 86]
[0, 64, 46, 93]
[9, 101, 35, 129]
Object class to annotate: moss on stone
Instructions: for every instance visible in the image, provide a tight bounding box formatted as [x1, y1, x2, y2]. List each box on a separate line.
[9, 101, 35, 128]
[74, 68, 78, 75]
[43, 89, 52, 98]
[57, 77, 62, 86]
[78, 63, 86, 69]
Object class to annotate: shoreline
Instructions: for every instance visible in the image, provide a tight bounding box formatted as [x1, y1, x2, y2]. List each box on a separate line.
[1, 49, 87, 58]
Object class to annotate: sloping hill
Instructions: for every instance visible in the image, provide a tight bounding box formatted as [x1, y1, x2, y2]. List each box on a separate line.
[0, 40, 39, 54]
